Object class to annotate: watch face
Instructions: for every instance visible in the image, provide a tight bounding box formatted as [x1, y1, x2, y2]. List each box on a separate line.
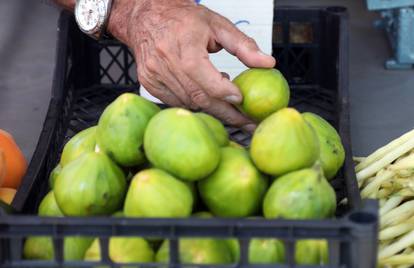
[75, 0, 106, 32]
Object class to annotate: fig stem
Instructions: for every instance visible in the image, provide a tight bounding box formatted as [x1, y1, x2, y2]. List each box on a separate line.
[311, 161, 325, 182]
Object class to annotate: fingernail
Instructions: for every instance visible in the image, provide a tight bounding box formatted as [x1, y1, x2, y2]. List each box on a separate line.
[224, 95, 242, 104]
[243, 124, 257, 133]
[258, 51, 276, 67]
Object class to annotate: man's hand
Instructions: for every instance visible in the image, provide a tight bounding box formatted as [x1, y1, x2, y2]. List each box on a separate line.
[55, 0, 276, 130]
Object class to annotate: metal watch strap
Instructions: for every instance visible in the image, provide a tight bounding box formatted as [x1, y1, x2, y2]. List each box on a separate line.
[97, 0, 113, 40]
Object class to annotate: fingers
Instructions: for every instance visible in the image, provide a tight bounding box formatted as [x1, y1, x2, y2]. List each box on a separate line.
[183, 49, 242, 104]
[140, 56, 252, 128]
[136, 50, 184, 107]
[138, 73, 184, 107]
[131, 6, 261, 129]
[203, 98, 255, 129]
[211, 14, 276, 68]
[207, 38, 223, 53]
[138, 55, 256, 131]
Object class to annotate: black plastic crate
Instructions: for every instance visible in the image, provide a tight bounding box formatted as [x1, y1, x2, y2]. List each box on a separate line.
[0, 7, 378, 268]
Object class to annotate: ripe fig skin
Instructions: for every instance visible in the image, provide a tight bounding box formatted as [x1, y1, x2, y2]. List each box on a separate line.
[54, 152, 126, 216]
[96, 93, 160, 167]
[251, 108, 320, 176]
[124, 168, 193, 218]
[303, 112, 345, 180]
[195, 112, 229, 147]
[233, 68, 290, 122]
[60, 126, 97, 167]
[144, 108, 220, 181]
[198, 147, 268, 217]
[84, 237, 155, 264]
[156, 239, 233, 265]
[263, 167, 336, 220]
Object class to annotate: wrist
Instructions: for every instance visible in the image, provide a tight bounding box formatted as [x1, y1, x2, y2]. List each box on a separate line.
[107, 0, 142, 44]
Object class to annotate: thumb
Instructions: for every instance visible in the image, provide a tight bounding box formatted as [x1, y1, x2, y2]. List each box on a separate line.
[211, 15, 276, 68]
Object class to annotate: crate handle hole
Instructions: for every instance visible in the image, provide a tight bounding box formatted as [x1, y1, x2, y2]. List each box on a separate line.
[349, 212, 377, 225]
[327, 6, 347, 13]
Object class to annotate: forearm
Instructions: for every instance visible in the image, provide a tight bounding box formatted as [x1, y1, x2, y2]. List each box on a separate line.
[107, 0, 194, 44]
[53, 0, 76, 11]
[51, 0, 193, 44]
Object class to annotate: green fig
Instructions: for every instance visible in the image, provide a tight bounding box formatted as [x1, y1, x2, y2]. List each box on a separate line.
[60, 126, 97, 167]
[250, 108, 320, 176]
[38, 191, 63, 217]
[96, 93, 160, 167]
[303, 112, 345, 180]
[156, 239, 232, 265]
[24, 236, 93, 261]
[227, 239, 285, 264]
[295, 240, 328, 265]
[84, 237, 154, 266]
[49, 164, 62, 189]
[124, 169, 193, 218]
[54, 152, 126, 216]
[233, 68, 290, 122]
[195, 112, 229, 146]
[144, 108, 220, 181]
[263, 167, 336, 219]
[199, 147, 268, 217]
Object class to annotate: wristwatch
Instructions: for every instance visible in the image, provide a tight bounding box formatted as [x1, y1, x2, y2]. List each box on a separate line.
[74, 0, 113, 40]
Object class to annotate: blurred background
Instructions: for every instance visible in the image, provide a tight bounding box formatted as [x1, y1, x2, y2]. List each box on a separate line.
[1, 0, 414, 160]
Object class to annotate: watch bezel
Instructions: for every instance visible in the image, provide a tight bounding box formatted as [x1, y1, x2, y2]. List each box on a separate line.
[75, 0, 111, 39]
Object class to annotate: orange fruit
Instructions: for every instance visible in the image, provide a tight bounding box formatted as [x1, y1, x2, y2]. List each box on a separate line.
[0, 130, 27, 189]
[0, 149, 6, 187]
[0, 187, 17, 205]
